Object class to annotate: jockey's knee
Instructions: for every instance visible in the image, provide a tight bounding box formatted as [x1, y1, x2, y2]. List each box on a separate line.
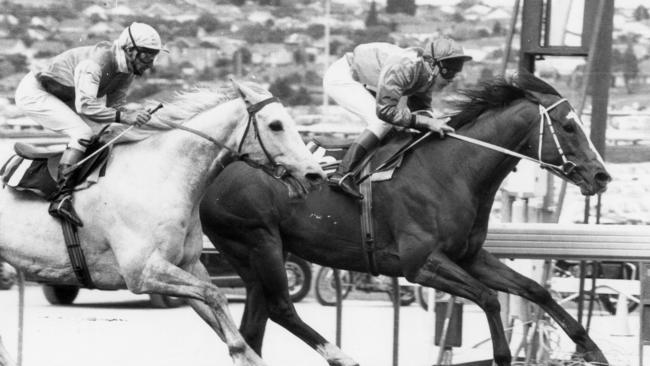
[65, 125, 93, 151]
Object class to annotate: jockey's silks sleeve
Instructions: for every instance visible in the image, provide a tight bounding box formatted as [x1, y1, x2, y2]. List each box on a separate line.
[376, 56, 431, 127]
[74, 60, 119, 123]
[106, 79, 131, 109]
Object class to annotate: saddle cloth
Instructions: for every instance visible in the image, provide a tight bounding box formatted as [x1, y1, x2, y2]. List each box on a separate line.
[0, 138, 111, 200]
[307, 130, 416, 183]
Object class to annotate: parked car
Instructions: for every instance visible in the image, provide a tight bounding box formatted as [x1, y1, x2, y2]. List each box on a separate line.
[38, 248, 312, 308]
[200, 248, 312, 303]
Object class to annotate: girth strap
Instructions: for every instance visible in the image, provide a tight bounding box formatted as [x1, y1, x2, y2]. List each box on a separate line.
[359, 165, 379, 276]
[61, 220, 95, 288]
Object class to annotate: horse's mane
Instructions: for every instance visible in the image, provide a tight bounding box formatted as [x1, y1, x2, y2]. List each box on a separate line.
[447, 72, 562, 129]
[108, 81, 271, 142]
[146, 82, 271, 128]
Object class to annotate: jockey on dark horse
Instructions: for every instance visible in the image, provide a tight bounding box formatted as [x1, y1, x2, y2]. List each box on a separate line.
[14, 22, 164, 226]
[323, 37, 472, 199]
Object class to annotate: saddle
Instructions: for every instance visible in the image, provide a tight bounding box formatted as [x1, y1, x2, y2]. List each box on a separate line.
[0, 133, 112, 200]
[308, 129, 418, 183]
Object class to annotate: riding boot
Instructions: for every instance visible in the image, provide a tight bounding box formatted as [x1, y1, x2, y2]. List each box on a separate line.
[49, 147, 85, 227]
[329, 129, 380, 200]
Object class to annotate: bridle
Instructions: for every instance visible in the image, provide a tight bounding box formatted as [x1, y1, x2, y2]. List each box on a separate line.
[447, 97, 577, 177]
[160, 96, 289, 180]
[237, 97, 289, 179]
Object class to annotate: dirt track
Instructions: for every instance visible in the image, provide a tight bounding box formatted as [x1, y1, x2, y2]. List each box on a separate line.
[0, 284, 638, 366]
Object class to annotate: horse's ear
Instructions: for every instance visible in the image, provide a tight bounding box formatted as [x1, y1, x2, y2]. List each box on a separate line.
[230, 78, 249, 103]
[230, 78, 262, 106]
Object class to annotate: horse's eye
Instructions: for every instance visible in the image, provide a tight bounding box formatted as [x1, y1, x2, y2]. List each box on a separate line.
[563, 124, 575, 133]
[269, 120, 284, 132]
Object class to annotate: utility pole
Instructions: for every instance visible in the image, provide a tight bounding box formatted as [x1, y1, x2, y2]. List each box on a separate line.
[322, 0, 331, 111]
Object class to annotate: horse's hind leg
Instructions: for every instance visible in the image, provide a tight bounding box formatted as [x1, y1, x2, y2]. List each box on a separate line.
[410, 252, 512, 366]
[184, 261, 268, 366]
[0, 335, 16, 366]
[120, 250, 266, 366]
[465, 249, 609, 365]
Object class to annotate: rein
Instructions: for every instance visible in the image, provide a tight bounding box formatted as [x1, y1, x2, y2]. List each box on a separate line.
[360, 98, 576, 180]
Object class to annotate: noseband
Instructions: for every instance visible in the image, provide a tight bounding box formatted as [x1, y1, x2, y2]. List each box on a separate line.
[537, 98, 576, 176]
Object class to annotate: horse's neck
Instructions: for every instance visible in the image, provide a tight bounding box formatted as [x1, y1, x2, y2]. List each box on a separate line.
[139, 99, 246, 196]
[416, 99, 536, 195]
[461, 100, 537, 193]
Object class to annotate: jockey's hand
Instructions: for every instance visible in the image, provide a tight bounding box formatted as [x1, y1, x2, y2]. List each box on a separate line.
[121, 109, 151, 127]
[412, 114, 454, 137]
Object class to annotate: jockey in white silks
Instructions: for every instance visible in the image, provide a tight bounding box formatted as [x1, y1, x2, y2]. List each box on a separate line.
[323, 37, 472, 199]
[14, 22, 165, 226]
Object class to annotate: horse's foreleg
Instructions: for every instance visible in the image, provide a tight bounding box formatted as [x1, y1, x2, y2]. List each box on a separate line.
[465, 249, 609, 365]
[411, 252, 512, 366]
[240, 280, 269, 355]
[122, 252, 266, 366]
[246, 240, 358, 366]
[0, 334, 15, 366]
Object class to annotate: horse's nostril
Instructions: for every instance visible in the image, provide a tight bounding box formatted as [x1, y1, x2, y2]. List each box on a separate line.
[306, 172, 324, 183]
[595, 171, 611, 183]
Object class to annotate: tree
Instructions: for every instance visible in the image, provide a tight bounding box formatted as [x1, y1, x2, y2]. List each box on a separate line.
[196, 13, 220, 33]
[306, 23, 325, 39]
[365, 1, 379, 27]
[622, 44, 638, 94]
[633, 5, 649, 21]
[351, 25, 392, 45]
[386, 0, 416, 15]
[452, 12, 465, 23]
[237, 47, 252, 64]
[269, 78, 293, 101]
[492, 21, 502, 36]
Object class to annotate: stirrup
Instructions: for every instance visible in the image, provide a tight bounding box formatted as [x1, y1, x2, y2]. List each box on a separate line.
[49, 195, 84, 227]
[337, 173, 363, 200]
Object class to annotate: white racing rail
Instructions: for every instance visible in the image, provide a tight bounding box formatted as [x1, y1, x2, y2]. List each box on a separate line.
[484, 223, 650, 262]
[484, 223, 650, 366]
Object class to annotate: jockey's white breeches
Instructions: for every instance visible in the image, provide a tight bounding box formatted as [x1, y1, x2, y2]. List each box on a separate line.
[15, 72, 92, 151]
[323, 56, 393, 139]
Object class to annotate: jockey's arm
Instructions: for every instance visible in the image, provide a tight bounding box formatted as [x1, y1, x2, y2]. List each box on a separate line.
[74, 60, 120, 123]
[375, 57, 417, 128]
[406, 92, 433, 114]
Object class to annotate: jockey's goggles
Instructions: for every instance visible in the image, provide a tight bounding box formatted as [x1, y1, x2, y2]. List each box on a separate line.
[135, 49, 159, 64]
[436, 58, 465, 81]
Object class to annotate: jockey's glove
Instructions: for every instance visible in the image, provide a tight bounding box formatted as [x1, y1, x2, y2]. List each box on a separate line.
[120, 109, 152, 127]
[411, 114, 454, 137]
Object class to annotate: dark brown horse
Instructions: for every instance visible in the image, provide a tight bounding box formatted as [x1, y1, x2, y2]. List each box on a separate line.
[200, 74, 611, 366]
